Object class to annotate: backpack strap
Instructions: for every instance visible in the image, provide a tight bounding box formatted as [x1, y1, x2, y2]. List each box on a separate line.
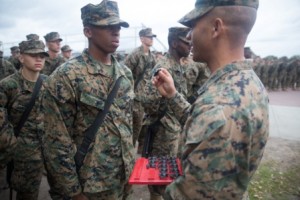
[14, 75, 44, 136]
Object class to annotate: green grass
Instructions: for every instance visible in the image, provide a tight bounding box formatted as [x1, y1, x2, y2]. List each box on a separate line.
[248, 161, 300, 200]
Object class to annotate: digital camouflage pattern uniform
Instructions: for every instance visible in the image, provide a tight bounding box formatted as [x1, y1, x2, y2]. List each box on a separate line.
[266, 56, 279, 90]
[252, 56, 262, 80]
[8, 46, 22, 70]
[42, 55, 65, 75]
[0, 56, 17, 172]
[42, 48, 135, 199]
[42, 2, 133, 198]
[144, 52, 188, 157]
[124, 31, 157, 146]
[41, 32, 65, 75]
[0, 53, 17, 80]
[183, 56, 210, 103]
[259, 58, 269, 88]
[277, 56, 288, 91]
[164, 61, 269, 200]
[0, 39, 48, 200]
[161, 0, 269, 199]
[287, 56, 300, 90]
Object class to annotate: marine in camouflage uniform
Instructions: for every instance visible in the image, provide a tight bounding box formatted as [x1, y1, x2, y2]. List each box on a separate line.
[277, 56, 288, 91]
[41, 32, 65, 75]
[296, 56, 300, 90]
[143, 27, 191, 200]
[286, 56, 299, 90]
[8, 46, 22, 70]
[61, 45, 73, 60]
[42, 1, 135, 199]
[287, 55, 300, 90]
[0, 50, 17, 80]
[124, 28, 157, 147]
[151, 1, 269, 199]
[266, 56, 279, 91]
[260, 57, 269, 89]
[183, 56, 210, 103]
[0, 39, 48, 200]
[252, 56, 262, 80]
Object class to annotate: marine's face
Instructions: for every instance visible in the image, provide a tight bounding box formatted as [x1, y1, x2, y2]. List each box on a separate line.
[188, 16, 211, 63]
[47, 39, 61, 53]
[62, 51, 72, 59]
[12, 50, 20, 58]
[140, 36, 154, 47]
[19, 53, 46, 72]
[177, 38, 191, 58]
[86, 25, 121, 54]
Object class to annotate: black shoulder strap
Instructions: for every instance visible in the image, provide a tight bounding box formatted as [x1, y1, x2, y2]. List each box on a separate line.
[14, 75, 44, 137]
[134, 56, 152, 89]
[75, 76, 123, 170]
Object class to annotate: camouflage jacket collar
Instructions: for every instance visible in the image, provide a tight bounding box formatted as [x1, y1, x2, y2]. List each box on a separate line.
[16, 70, 37, 93]
[82, 49, 126, 79]
[138, 45, 152, 56]
[197, 60, 253, 96]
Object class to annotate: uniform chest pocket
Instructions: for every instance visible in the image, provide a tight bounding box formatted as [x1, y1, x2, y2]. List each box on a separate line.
[9, 100, 27, 116]
[80, 92, 105, 111]
[113, 90, 134, 110]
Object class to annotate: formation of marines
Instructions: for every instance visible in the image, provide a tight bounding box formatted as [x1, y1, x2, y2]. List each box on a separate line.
[0, 0, 297, 199]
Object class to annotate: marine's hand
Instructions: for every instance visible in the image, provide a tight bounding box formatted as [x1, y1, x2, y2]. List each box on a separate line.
[72, 193, 88, 200]
[152, 68, 177, 99]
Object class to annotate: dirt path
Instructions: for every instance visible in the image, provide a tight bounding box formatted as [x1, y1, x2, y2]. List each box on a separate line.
[260, 137, 300, 171]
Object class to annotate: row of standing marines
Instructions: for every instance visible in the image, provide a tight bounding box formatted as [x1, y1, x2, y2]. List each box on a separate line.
[0, 0, 272, 199]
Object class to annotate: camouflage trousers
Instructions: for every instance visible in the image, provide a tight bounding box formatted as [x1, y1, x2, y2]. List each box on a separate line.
[11, 159, 44, 200]
[85, 182, 132, 200]
[151, 122, 180, 156]
[0, 167, 10, 199]
[132, 100, 145, 147]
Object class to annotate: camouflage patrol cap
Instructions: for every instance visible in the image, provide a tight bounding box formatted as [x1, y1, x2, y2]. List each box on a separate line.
[61, 45, 72, 52]
[81, 0, 129, 28]
[168, 27, 191, 43]
[19, 40, 49, 57]
[10, 46, 20, 53]
[44, 32, 63, 42]
[139, 28, 157, 37]
[179, 0, 259, 27]
[26, 33, 39, 41]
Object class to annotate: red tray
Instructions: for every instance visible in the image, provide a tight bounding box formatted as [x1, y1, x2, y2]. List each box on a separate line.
[129, 157, 182, 185]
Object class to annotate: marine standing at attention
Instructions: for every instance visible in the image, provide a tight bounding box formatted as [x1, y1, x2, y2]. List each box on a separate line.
[152, 0, 269, 199]
[42, 1, 135, 199]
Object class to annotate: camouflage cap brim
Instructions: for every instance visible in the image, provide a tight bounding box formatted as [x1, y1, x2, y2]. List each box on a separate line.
[23, 49, 49, 57]
[143, 34, 157, 37]
[86, 17, 129, 28]
[48, 38, 63, 42]
[178, 6, 213, 27]
[179, 0, 259, 27]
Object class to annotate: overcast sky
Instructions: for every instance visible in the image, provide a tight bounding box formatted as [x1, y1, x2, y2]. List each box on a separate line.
[0, 0, 299, 58]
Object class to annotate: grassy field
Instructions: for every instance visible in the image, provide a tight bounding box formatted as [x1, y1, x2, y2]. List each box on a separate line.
[248, 161, 300, 200]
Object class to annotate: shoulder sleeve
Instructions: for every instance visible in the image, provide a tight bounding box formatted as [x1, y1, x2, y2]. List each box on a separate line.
[0, 81, 17, 167]
[42, 65, 81, 196]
